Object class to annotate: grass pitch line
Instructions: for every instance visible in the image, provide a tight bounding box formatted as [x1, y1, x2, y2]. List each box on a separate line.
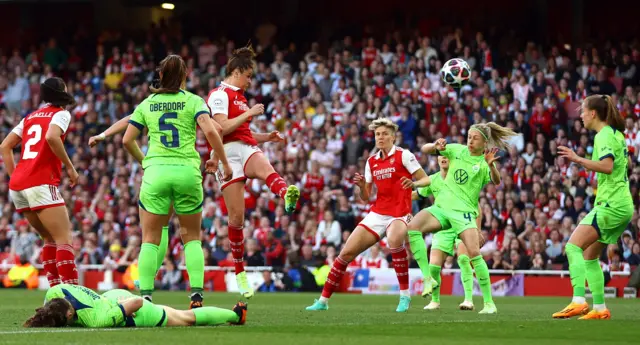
[0, 328, 145, 335]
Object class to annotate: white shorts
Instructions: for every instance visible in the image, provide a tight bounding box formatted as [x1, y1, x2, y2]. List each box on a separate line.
[358, 211, 412, 241]
[217, 141, 262, 190]
[10, 185, 65, 213]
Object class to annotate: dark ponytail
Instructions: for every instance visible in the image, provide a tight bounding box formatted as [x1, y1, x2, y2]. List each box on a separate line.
[584, 94, 624, 132]
[24, 298, 71, 328]
[150, 54, 187, 94]
[40, 77, 76, 108]
[226, 45, 256, 76]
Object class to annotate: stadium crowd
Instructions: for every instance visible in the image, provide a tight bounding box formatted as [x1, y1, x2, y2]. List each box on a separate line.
[1, 21, 640, 288]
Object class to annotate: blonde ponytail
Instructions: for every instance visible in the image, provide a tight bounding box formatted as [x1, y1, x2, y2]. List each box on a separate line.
[470, 122, 517, 150]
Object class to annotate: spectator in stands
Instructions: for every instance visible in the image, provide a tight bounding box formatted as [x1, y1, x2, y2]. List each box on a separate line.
[258, 271, 284, 292]
[159, 259, 184, 291]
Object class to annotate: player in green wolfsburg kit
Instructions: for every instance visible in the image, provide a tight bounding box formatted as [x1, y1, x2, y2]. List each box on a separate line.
[24, 284, 246, 328]
[407, 122, 517, 314]
[122, 55, 232, 308]
[408, 155, 482, 311]
[553, 95, 633, 320]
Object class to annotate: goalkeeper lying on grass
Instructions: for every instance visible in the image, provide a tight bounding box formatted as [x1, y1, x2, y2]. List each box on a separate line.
[24, 284, 247, 328]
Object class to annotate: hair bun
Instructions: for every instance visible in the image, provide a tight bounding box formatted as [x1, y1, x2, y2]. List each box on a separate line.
[232, 46, 256, 59]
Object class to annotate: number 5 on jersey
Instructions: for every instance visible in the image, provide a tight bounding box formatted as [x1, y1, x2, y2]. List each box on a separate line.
[159, 112, 180, 148]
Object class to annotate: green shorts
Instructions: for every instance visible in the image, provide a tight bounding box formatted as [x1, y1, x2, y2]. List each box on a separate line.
[431, 229, 462, 256]
[140, 165, 203, 215]
[102, 289, 168, 328]
[426, 204, 477, 236]
[579, 203, 633, 244]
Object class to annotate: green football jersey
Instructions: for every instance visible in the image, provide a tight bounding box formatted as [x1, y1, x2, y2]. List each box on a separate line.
[45, 284, 126, 328]
[434, 144, 491, 216]
[417, 172, 445, 199]
[593, 126, 632, 206]
[129, 90, 210, 170]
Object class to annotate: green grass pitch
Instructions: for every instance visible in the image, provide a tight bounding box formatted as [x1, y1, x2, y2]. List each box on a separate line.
[0, 291, 638, 345]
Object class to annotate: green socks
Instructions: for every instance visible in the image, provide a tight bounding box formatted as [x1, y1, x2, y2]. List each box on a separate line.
[193, 306, 239, 325]
[471, 255, 493, 304]
[156, 226, 169, 273]
[429, 264, 442, 303]
[566, 243, 586, 298]
[138, 243, 159, 296]
[408, 231, 430, 279]
[184, 240, 204, 293]
[585, 258, 605, 305]
[457, 254, 474, 301]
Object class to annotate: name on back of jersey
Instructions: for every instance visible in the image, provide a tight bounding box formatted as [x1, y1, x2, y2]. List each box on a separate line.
[373, 167, 395, 180]
[28, 110, 56, 119]
[149, 101, 186, 112]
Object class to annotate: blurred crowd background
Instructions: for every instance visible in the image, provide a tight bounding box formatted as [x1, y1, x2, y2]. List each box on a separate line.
[1, 0, 640, 290]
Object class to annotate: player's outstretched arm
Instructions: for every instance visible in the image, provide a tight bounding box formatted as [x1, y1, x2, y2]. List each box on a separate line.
[198, 114, 232, 181]
[122, 124, 145, 164]
[558, 145, 613, 174]
[89, 115, 131, 147]
[92, 297, 143, 328]
[252, 131, 284, 144]
[421, 138, 446, 155]
[0, 132, 21, 176]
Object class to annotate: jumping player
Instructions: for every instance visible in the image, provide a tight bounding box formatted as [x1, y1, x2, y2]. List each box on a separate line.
[207, 45, 300, 299]
[408, 155, 481, 311]
[0, 77, 79, 287]
[122, 55, 231, 308]
[408, 122, 517, 314]
[24, 284, 246, 328]
[553, 95, 632, 320]
[305, 118, 431, 312]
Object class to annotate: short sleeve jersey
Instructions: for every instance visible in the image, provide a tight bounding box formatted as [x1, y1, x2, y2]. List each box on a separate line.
[593, 126, 632, 206]
[434, 144, 491, 216]
[364, 146, 421, 217]
[45, 284, 126, 328]
[9, 105, 71, 191]
[417, 172, 445, 199]
[206, 82, 258, 146]
[129, 90, 210, 170]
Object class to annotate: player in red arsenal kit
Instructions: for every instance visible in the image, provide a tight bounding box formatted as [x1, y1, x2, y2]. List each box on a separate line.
[306, 118, 431, 313]
[206, 46, 300, 299]
[0, 77, 79, 287]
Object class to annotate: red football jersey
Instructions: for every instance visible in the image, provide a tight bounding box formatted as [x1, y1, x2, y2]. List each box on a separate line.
[206, 82, 258, 146]
[9, 105, 71, 191]
[364, 146, 421, 217]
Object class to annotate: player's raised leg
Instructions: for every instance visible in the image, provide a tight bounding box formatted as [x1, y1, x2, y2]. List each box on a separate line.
[244, 152, 300, 214]
[36, 205, 78, 285]
[306, 226, 378, 311]
[456, 242, 475, 310]
[23, 210, 61, 287]
[387, 219, 411, 312]
[459, 227, 496, 314]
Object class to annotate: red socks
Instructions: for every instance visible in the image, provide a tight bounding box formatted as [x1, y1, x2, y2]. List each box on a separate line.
[56, 244, 78, 284]
[321, 256, 349, 299]
[228, 224, 246, 274]
[390, 246, 409, 290]
[266, 172, 288, 199]
[42, 243, 61, 287]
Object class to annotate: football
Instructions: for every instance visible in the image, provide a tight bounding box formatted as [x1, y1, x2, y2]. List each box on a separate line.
[440, 58, 471, 88]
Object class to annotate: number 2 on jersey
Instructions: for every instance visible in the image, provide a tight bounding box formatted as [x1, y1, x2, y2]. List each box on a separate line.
[159, 112, 180, 148]
[23, 124, 42, 159]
